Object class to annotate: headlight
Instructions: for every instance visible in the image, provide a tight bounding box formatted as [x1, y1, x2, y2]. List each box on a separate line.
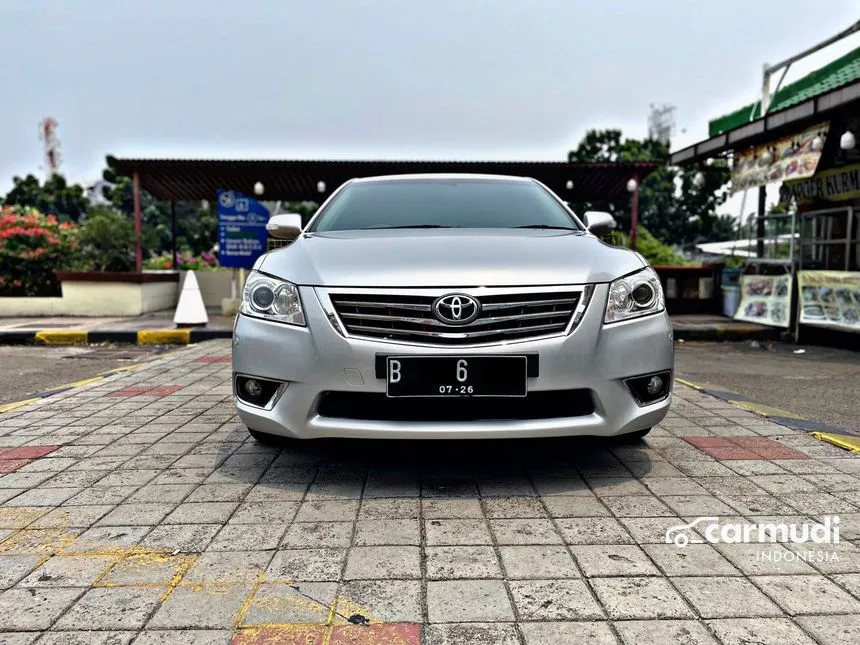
[240, 271, 306, 326]
[604, 267, 665, 323]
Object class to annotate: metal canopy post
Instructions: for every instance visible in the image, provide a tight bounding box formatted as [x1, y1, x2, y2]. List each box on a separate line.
[133, 172, 142, 273]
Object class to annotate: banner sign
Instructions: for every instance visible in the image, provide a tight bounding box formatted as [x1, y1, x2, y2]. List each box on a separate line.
[733, 274, 792, 328]
[217, 189, 270, 269]
[797, 270, 860, 333]
[781, 163, 860, 204]
[731, 121, 829, 194]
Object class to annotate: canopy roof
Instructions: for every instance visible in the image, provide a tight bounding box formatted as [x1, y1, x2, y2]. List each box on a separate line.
[670, 46, 860, 166]
[709, 46, 860, 137]
[106, 156, 658, 203]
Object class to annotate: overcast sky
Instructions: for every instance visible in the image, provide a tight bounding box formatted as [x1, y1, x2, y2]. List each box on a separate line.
[2, 0, 859, 215]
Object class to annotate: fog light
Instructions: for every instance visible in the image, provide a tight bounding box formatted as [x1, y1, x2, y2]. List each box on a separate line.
[646, 375, 664, 395]
[624, 371, 671, 406]
[244, 379, 263, 398]
[235, 375, 283, 407]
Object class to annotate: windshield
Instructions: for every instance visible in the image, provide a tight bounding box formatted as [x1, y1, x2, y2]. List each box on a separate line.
[309, 178, 583, 232]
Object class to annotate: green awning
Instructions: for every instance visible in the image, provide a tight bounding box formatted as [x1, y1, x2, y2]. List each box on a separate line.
[709, 46, 860, 137]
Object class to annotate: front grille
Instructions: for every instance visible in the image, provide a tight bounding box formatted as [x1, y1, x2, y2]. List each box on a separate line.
[317, 390, 595, 421]
[327, 288, 589, 345]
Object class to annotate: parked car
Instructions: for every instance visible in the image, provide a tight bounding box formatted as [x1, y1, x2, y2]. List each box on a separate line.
[232, 174, 673, 441]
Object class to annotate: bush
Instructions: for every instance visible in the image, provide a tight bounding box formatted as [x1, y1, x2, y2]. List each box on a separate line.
[606, 226, 690, 266]
[0, 205, 80, 296]
[143, 250, 220, 271]
[76, 206, 135, 272]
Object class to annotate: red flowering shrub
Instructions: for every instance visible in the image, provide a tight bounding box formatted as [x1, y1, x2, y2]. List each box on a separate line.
[0, 205, 81, 296]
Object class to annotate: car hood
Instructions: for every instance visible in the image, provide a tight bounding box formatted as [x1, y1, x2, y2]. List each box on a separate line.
[257, 229, 646, 287]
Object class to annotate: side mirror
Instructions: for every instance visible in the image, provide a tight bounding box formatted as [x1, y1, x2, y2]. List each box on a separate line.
[583, 211, 616, 236]
[266, 213, 303, 241]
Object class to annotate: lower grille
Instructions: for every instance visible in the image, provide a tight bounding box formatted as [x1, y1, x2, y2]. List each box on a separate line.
[326, 287, 591, 346]
[316, 390, 595, 421]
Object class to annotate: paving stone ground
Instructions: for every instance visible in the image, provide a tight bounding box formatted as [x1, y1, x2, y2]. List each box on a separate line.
[0, 340, 858, 644]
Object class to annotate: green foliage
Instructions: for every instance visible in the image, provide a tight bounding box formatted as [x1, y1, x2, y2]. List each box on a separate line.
[76, 206, 135, 272]
[568, 129, 733, 246]
[101, 168, 217, 257]
[0, 205, 81, 296]
[606, 226, 690, 266]
[143, 250, 220, 271]
[3, 174, 89, 222]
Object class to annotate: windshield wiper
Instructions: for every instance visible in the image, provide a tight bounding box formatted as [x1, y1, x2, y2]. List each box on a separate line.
[363, 224, 455, 229]
[514, 224, 578, 230]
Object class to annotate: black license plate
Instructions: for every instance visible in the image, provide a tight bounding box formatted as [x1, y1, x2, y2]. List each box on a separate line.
[385, 356, 528, 398]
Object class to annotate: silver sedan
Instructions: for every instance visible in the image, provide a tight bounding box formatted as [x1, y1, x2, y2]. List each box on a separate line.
[232, 174, 674, 441]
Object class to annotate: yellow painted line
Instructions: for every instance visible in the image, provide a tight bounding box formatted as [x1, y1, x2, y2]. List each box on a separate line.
[729, 400, 803, 419]
[34, 329, 88, 345]
[811, 432, 860, 453]
[0, 398, 41, 414]
[674, 377, 702, 390]
[137, 329, 191, 345]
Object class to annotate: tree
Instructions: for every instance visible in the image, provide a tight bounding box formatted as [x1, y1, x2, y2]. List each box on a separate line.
[100, 168, 217, 257]
[77, 205, 135, 272]
[3, 174, 89, 222]
[568, 129, 732, 246]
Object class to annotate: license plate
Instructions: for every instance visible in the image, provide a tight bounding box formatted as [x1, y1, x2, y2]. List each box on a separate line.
[385, 356, 528, 398]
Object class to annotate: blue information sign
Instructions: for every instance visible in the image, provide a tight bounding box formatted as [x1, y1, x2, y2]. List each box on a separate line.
[216, 189, 270, 269]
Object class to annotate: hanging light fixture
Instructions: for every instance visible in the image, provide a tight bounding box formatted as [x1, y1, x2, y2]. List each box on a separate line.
[565, 180, 574, 190]
[253, 182, 264, 196]
[840, 130, 856, 150]
[761, 149, 773, 164]
[626, 178, 638, 192]
[811, 135, 825, 152]
[693, 171, 706, 188]
[317, 181, 326, 193]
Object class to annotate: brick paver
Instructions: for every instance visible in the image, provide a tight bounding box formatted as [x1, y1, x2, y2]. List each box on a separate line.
[0, 340, 858, 643]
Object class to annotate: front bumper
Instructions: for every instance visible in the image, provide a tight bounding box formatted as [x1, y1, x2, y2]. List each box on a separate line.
[232, 284, 674, 439]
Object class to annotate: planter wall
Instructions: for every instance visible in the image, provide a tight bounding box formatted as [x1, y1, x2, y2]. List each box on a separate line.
[56, 272, 179, 316]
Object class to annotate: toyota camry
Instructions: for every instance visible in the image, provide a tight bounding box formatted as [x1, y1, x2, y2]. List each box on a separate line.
[232, 174, 674, 442]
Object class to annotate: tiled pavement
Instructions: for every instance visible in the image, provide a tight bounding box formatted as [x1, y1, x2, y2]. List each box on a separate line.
[0, 341, 859, 645]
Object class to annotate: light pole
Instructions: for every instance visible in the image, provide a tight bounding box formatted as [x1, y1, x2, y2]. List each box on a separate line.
[627, 177, 639, 250]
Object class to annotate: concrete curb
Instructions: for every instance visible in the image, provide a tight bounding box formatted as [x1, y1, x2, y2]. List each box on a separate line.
[675, 376, 860, 453]
[0, 328, 234, 346]
[1, 324, 770, 346]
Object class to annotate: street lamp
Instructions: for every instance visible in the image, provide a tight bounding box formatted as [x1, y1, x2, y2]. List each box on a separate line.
[627, 177, 639, 251]
[253, 181, 264, 196]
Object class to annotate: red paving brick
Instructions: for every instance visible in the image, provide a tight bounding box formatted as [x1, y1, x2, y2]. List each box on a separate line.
[330, 623, 421, 644]
[149, 385, 184, 396]
[0, 459, 30, 474]
[231, 625, 325, 645]
[0, 445, 59, 460]
[684, 436, 809, 461]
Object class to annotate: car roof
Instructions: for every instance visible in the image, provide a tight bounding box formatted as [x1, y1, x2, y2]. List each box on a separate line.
[349, 173, 536, 184]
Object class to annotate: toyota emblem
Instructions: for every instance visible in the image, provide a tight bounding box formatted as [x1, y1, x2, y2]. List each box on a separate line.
[433, 293, 481, 325]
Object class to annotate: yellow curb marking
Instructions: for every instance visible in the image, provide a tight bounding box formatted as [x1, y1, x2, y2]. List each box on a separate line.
[34, 329, 88, 345]
[729, 400, 803, 419]
[811, 432, 860, 454]
[0, 398, 42, 413]
[137, 329, 191, 345]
